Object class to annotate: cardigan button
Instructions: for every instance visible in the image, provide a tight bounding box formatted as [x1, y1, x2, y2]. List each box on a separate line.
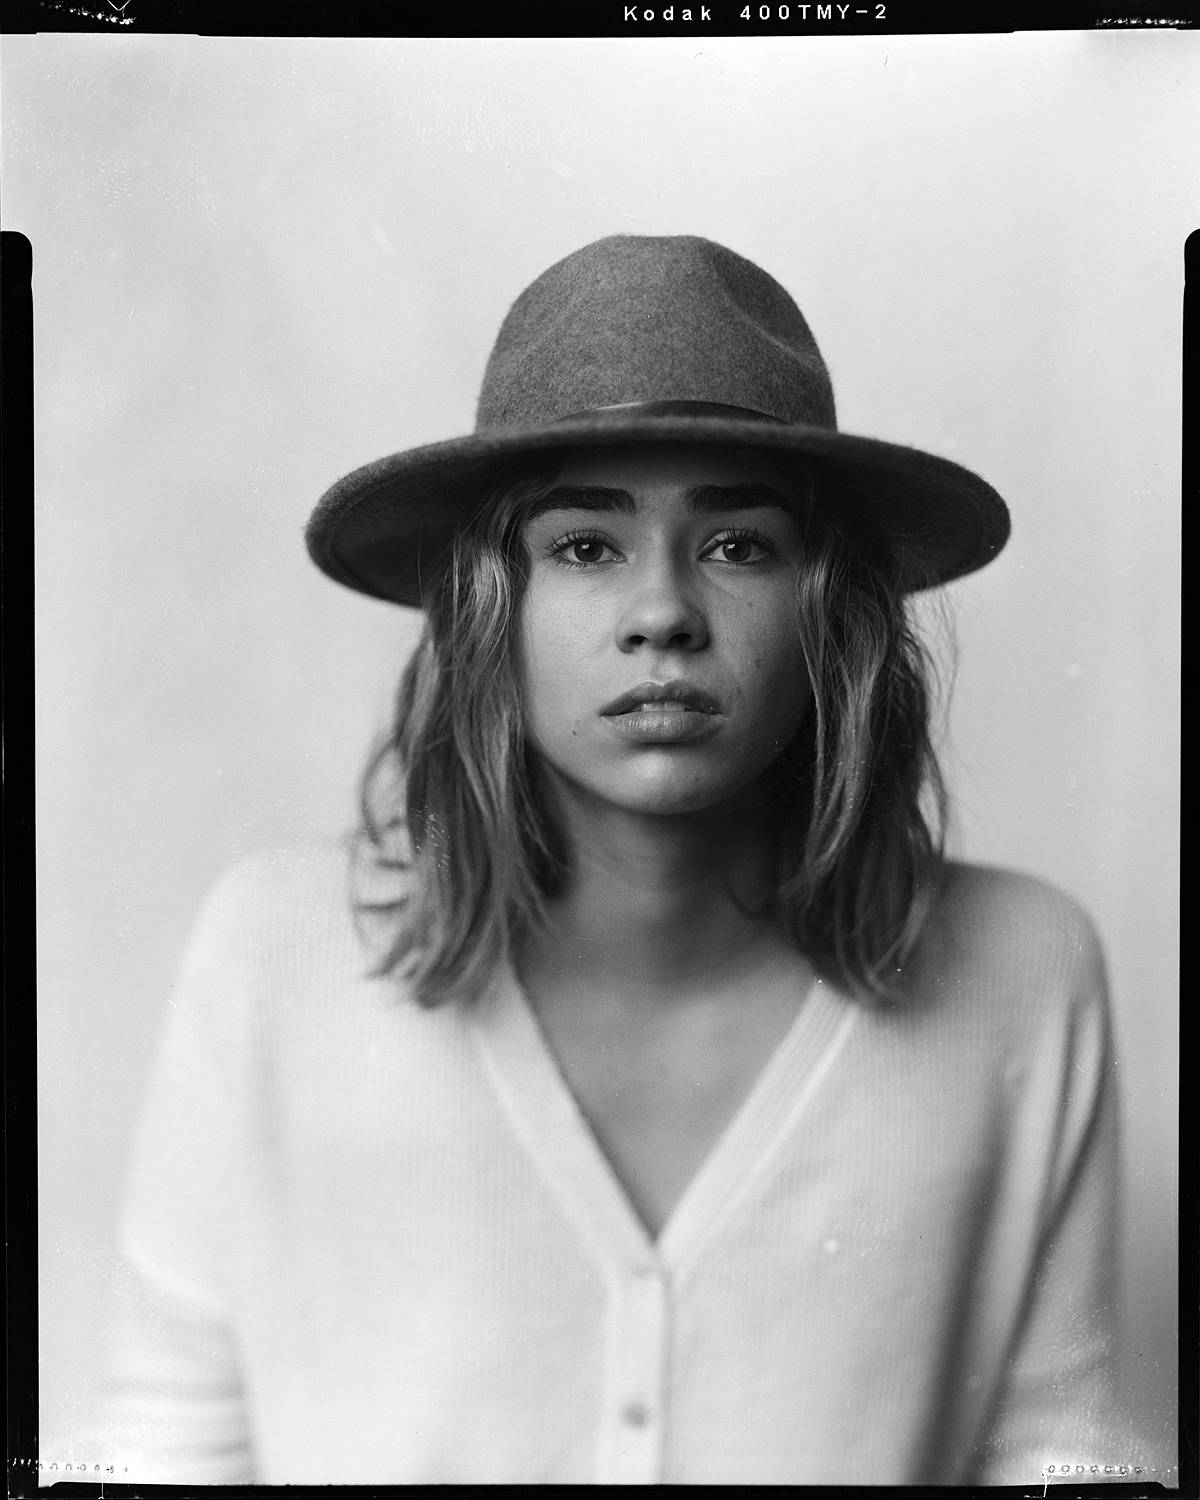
[622, 1401, 652, 1428]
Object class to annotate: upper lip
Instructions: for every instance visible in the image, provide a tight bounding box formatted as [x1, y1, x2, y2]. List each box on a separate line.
[601, 680, 722, 716]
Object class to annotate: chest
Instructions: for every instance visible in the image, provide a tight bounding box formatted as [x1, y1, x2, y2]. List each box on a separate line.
[525, 974, 810, 1239]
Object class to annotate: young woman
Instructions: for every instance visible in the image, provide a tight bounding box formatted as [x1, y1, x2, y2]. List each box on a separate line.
[103, 235, 1137, 1485]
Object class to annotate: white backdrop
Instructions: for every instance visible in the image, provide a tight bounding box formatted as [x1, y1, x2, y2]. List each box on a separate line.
[7, 30, 1187, 1471]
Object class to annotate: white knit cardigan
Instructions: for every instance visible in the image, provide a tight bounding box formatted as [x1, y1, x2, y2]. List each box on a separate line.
[99, 844, 1153, 1485]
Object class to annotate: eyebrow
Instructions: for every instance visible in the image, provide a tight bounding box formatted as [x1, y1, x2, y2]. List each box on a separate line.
[524, 482, 797, 522]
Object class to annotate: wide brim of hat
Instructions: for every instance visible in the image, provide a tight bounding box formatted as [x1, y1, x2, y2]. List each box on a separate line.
[305, 413, 1010, 606]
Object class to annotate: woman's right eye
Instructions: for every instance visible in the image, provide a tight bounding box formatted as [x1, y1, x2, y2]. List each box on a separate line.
[548, 533, 617, 568]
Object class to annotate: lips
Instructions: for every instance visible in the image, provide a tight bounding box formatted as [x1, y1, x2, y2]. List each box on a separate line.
[600, 680, 723, 745]
[600, 680, 721, 717]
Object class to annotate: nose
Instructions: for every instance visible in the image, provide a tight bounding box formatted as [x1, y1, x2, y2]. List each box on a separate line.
[615, 556, 709, 653]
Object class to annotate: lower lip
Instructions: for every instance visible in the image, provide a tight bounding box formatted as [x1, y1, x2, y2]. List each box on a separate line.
[602, 708, 722, 744]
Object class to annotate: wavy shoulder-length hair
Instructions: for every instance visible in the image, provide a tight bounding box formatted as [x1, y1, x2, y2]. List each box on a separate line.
[353, 449, 950, 1006]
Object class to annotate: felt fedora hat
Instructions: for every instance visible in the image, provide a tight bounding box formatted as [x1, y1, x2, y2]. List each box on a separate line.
[306, 234, 1009, 606]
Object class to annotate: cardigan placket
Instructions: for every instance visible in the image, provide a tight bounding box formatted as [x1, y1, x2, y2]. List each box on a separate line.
[470, 967, 858, 1483]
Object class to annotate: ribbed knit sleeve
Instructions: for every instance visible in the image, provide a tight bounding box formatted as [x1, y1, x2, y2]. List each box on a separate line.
[100, 1267, 253, 1484]
[970, 895, 1130, 1483]
[99, 859, 264, 1484]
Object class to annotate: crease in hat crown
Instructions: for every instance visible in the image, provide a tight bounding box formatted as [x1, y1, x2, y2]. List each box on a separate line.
[475, 235, 838, 432]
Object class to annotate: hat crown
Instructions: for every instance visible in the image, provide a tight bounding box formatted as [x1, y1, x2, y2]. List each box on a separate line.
[476, 234, 837, 432]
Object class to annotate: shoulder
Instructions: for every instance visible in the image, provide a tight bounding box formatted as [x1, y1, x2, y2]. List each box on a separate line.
[901, 861, 1110, 1030]
[172, 839, 422, 1034]
[872, 864, 1116, 1114]
[193, 838, 353, 935]
[932, 861, 1105, 978]
[183, 838, 407, 978]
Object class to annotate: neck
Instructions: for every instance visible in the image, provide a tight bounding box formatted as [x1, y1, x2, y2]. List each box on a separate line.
[522, 777, 787, 998]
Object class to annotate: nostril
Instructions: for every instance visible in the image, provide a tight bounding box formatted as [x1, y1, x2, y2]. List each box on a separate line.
[616, 588, 709, 653]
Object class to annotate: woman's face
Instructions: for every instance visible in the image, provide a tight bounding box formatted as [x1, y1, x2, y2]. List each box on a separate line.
[517, 443, 813, 820]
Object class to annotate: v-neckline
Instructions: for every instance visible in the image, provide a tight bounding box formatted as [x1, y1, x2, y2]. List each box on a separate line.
[469, 963, 858, 1285]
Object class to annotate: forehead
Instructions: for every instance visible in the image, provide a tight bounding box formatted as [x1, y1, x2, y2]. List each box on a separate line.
[549, 441, 808, 507]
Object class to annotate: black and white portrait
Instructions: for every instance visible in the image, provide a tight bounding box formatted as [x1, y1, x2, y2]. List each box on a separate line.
[10, 25, 1186, 1488]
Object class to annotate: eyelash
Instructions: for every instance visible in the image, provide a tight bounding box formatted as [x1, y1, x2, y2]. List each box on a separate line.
[546, 526, 775, 570]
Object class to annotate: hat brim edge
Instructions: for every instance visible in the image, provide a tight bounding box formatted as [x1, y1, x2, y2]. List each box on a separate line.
[306, 414, 1011, 607]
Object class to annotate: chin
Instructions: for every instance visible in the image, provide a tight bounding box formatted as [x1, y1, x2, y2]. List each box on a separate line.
[533, 737, 789, 822]
[598, 757, 774, 819]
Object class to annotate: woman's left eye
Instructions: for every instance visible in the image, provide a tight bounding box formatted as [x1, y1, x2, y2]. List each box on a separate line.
[703, 531, 772, 564]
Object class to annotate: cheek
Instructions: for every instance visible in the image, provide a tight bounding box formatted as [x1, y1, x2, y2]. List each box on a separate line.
[736, 605, 812, 725]
[519, 589, 606, 732]
[758, 664, 812, 750]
